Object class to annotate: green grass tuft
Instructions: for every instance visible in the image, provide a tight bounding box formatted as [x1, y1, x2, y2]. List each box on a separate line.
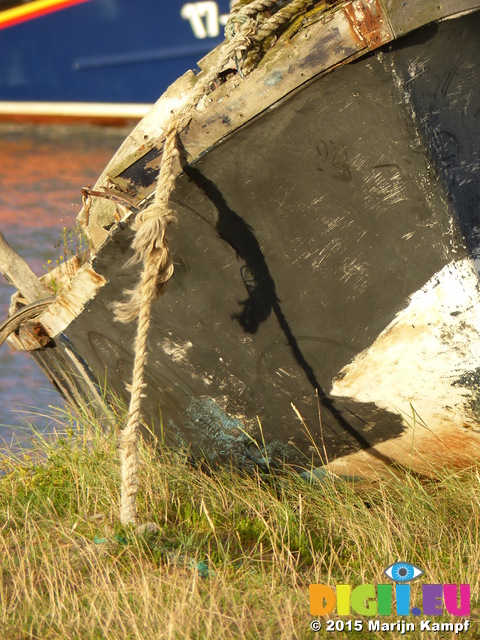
[0, 405, 478, 639]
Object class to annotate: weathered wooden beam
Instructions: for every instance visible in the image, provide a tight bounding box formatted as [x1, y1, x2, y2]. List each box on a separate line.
[0, 229, 52, 303]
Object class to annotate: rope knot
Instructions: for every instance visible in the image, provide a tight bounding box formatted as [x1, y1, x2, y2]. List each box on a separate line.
[225, 13, 256, 39]
[133, 201, 176, 230]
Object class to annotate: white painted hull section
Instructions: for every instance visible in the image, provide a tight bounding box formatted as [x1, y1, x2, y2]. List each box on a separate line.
[329, 258, 480, 475]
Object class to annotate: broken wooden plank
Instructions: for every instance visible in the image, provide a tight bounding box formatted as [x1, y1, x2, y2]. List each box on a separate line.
[0, 230, 52, 303]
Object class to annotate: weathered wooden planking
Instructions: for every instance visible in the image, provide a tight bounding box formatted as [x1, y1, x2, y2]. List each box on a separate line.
[79, 0, 395, 249]
[79, 0, 480, 253]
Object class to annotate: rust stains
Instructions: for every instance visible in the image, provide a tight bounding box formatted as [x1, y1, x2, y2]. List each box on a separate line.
[326, 425, 480, 481]
[343, 0, 393, 50]
[17, 320, 54, 351]
[82, 266, 106, 288]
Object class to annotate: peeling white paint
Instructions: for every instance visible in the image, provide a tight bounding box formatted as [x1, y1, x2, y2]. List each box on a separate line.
[331, 258, 480, 430]
[161, 338, 193, 364]
[40, 265, 106, 337]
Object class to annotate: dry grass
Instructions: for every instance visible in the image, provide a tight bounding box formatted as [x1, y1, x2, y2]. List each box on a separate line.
[0, 405, 478, 639]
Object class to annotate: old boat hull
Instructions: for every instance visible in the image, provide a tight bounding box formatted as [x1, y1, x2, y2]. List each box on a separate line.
[8, 0, 480, 476]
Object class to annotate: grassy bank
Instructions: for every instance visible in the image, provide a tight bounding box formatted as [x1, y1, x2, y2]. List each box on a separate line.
[0, 406, 478, 639]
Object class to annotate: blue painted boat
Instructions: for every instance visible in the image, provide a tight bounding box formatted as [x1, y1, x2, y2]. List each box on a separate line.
[0, 0, 230, 121]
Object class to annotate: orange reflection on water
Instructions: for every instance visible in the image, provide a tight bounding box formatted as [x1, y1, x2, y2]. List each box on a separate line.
[0, 125, 128, 228]
[0, 124, 129, 432]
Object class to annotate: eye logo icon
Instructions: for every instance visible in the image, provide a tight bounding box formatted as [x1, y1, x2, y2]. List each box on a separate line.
[384, 562, 424, 583]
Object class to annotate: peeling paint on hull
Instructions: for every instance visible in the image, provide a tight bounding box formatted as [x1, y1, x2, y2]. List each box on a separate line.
[332, 259, 480, 431]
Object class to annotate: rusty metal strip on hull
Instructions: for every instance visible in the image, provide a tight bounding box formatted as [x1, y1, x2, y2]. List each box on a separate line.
[343, 0, 392, 49]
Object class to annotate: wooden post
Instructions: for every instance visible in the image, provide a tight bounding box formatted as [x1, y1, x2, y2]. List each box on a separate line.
[0, 229, 52, 303]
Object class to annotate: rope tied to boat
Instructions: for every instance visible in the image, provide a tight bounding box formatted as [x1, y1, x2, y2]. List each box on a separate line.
[115, 0, 316, 526]
[116, 127, 178, 525]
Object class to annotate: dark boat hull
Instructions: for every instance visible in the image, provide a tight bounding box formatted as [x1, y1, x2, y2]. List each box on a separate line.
[10, 1, 480, 476]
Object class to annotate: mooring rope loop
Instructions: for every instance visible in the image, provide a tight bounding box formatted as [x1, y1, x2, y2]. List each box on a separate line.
[117, 0, 315, 526]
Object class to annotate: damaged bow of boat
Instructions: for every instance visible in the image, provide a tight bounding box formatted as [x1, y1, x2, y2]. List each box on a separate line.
[2, 0, 480, 479]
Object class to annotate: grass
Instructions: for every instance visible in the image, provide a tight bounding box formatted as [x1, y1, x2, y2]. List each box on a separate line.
[0, 404, 478, 639]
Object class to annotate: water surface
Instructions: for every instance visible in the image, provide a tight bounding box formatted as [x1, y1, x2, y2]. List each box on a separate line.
[0, 124, 128, 443]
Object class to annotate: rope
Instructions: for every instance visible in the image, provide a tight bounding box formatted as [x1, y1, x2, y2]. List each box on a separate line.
[118, 126, 179, 524]
[226, 0, 313, 74]
[116, 0, 315, 526]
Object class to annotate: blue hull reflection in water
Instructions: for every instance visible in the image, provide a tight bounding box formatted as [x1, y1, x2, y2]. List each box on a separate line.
[0, 124, 127, 443]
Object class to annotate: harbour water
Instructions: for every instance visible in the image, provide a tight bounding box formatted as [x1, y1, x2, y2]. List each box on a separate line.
[0, 124, 128, 444]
